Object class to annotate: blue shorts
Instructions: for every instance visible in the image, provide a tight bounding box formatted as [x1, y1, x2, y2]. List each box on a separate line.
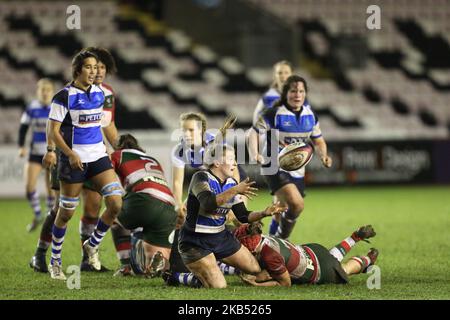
[29, 154, 44, 165]
[178, 227, 241, 265]
[58, 155, 113, 184]
[264, 170, 306, 197]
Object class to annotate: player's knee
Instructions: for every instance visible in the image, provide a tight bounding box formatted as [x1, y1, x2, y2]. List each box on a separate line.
[106, 197, 122, 217]
[210, 279, 227, 289]
[59, 195, 80, 211]
[101, 182, 123, 216]
[247, 262, 261, 275]
[101, 181, 124, 198]
[83, 201, 101, 218]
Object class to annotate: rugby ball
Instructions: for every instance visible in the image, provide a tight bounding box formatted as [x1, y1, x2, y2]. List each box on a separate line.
[278, 141, 314, 171]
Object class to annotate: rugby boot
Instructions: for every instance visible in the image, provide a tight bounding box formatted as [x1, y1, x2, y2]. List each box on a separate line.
[145, 251, 165, 278]
[80, 259, 110, 272]
[26, 216, 44, 233]
[113, 264, 135, 277]
[82, 240, 101, 271]
[363, 248, 379, 273]
[29, 254, 48, 273]
[49, 262, 66, 281]
[162, 271, 178, 286]
[352, 225, 376, 243]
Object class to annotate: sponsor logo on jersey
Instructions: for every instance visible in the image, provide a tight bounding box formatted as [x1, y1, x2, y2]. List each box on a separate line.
[79, 113, 102, 124]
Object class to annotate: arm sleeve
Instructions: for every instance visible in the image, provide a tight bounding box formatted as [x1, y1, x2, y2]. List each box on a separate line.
[310, 109, 322, 139]
[110, 150, 120, 170]
[49, 90, 69, 123]
[191, 171, 212, 196]
[18, 124, 29, 147]
[171, 143, 186, 168]
[110, 89, 116, 122]
[100, 85, 116, 127]
[252, 99, 265, 127]
[253, 107, 277, 134]
[197, 191, 218, 212]
[231, 202, 251, 223]
[20, 109, 31, 125]
[261, 246, 288, 276]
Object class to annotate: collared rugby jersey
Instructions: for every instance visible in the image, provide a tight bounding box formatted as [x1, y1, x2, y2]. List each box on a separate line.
[171, 132, 216, 169]
[185, 170, 242, 234]
[19, 100, 50, 156]
[99, 83, 115, 128]
[253, 104, 322, 178]
[49, 83, 106, 163]
[257, 235, 319, 283]
[111, 148, 175, 206]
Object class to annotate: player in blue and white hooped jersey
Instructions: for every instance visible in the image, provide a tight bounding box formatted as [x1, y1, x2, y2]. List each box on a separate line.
[46, 49, 123, 280]
[18, 78, 56, 232]
[252, 60, 293, 126]
[28, 47, 120, 274]
[177, 144, 287, 288]
[248, 75, 332, 240]
[169, 112, 246, 275]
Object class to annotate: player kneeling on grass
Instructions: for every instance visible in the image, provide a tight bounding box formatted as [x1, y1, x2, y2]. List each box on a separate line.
[236, 222, 378, 287]
[109, 134, 177, 277]
[176, 143, 287, 288]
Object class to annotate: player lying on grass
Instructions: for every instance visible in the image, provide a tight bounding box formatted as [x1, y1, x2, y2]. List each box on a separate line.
[176, 143, 287, 288]
[109, 134, 177, 277]
[235, 222, 378, 287]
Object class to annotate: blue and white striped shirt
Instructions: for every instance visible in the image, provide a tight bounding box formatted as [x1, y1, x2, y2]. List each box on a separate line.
[49, 83, 106, 163]
[19, 100, 51, 156]
[171, 132, 216, 169]
[186, 171, 241, 234]
[254, 104, 322, 177]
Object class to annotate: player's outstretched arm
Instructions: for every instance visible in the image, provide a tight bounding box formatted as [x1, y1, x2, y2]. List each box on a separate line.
[312, 136, 332, 168]
[247, 201, 287, 223]
[241, 270, 291, 287]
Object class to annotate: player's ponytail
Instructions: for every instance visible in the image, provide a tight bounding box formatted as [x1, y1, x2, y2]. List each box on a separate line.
[217, 113, 237, 144]
[116, 134, 145, 153]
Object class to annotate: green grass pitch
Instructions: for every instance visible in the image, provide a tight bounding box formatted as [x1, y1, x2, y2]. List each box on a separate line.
[0, 186, 449, 300]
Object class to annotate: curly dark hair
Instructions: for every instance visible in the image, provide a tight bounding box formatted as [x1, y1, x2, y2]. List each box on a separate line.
[273, 75, 308, 108]
[85, 47, 117, 75]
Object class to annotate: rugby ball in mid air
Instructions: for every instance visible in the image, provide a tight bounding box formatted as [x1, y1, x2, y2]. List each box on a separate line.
[278, 141, 314, 171]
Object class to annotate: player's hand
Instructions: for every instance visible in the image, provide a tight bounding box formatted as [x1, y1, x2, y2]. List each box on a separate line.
[263, 201, 288, 217]
[68, 152, 83, 170]
[240, 274, 258, 286]
[321, 155, 332, 168]
[18, 147, 26, 158]
[42, 151, 57, 169]
[235, 178, 258, 199]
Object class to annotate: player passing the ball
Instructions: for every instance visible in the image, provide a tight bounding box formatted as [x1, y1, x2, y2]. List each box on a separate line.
[177, 143, 287, 288]
[248, 75, 332, 239]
